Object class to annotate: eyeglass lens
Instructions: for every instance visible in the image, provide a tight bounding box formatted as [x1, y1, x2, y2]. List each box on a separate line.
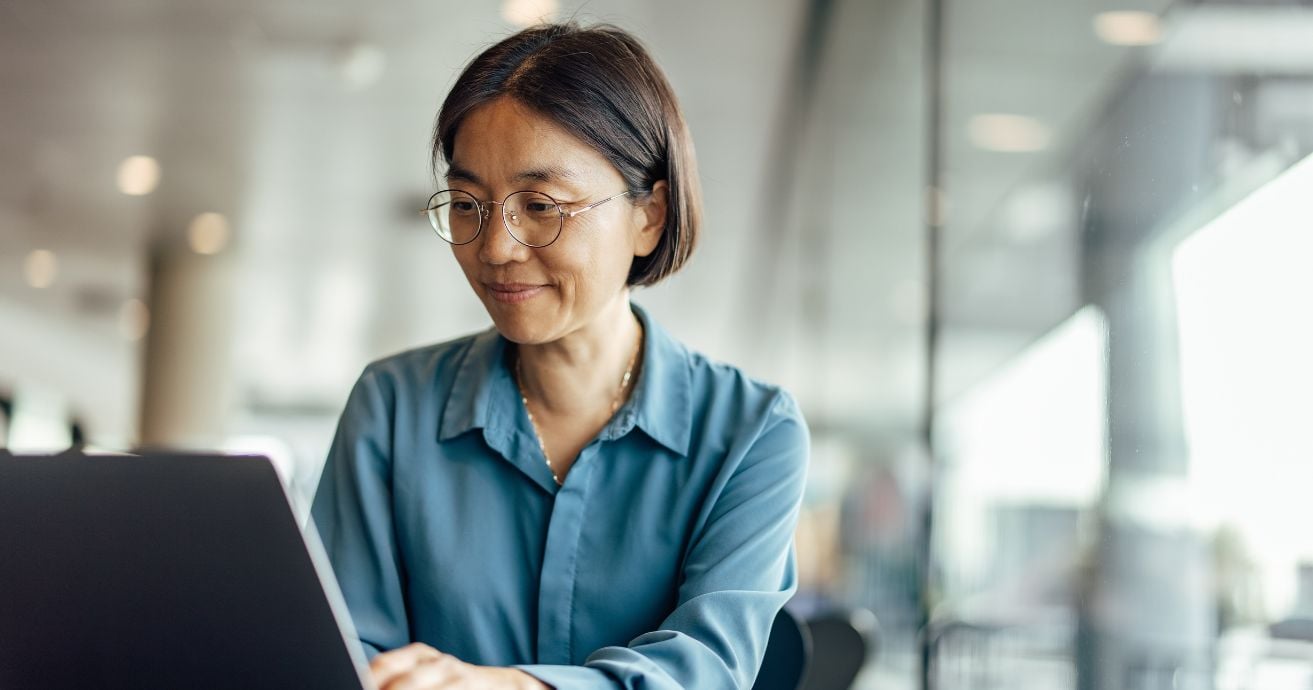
[426, 190, 562, 247]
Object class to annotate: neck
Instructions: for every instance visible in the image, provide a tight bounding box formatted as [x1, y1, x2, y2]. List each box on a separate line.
[516, 292, 643, 416]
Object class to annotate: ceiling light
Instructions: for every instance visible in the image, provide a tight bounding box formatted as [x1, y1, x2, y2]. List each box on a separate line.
[502, 0, 558, 28]
[188, 212, 231, 255]
[118, 298, 151, 342]
[339, 43, 386, 90]
[23, 249, 58, 289]
[1094, 11, 1163, 46]
[1002, 183, 1074, 243]
[116, 155, 161, 196]
[968, 114, 1052, 153]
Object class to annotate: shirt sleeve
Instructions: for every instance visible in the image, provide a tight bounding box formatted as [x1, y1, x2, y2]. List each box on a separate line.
[516, 391, 810, 690]
[310, 366, 410, 662]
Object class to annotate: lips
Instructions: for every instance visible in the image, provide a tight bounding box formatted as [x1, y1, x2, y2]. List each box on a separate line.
[484, 282, 547, 304]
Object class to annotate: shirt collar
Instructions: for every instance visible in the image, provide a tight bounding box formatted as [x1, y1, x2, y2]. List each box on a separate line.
[626, 303, 693, 456]
[438, 327, 508, 442]
[437, 302, 693, 458]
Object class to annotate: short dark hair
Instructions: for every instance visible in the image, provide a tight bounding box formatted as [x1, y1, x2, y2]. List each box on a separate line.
[433, 23, 702, 287]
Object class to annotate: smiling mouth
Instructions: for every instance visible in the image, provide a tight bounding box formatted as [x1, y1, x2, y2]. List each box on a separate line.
[485, 282, 546, 304]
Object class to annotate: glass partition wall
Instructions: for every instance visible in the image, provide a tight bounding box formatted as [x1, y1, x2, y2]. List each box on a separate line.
[928, 1, 1313, 689]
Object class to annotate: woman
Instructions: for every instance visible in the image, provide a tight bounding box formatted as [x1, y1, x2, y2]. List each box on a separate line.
[311, 23, 809, 690]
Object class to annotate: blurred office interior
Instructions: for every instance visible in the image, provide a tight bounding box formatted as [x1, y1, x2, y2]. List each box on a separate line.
[2, 0, 1311, 687]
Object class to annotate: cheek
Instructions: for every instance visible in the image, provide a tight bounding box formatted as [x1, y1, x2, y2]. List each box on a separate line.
[578, 214, 638, 272]
[536, 249, 600, 306]
[558, 228, 630, 291]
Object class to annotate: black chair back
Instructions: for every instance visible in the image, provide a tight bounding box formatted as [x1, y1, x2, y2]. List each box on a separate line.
[801, 609, 879, 690]
[753, 607, 813, 690]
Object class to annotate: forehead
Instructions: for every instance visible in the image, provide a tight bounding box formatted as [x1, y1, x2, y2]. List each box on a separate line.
[448, 97, 614, 187]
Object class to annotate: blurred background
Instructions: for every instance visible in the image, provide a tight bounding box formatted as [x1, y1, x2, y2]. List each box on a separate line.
[2, 0, 1311, 688]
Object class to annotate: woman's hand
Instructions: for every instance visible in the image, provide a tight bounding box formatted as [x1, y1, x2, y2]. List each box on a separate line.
[369, 643, 550, 690]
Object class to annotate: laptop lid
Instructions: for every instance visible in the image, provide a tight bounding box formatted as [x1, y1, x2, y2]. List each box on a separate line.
[0, 451, 372, 690]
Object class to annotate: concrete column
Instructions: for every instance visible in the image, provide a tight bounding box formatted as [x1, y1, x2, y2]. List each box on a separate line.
[1075, 74, 1222, 690]
[1077, 255, 1215, 690]
[137, 246, 237, 449]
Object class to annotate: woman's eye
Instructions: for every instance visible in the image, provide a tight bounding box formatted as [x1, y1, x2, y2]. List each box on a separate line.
[526, 202, 557, 214]
[451, 201, 478, 214]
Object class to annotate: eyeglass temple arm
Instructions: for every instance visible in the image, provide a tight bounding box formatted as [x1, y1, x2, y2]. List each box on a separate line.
[563, 190, 633, 218]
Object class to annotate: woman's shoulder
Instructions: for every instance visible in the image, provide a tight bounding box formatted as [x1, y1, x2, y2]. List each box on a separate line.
[637, 305, 803, 436]
[681, 347, 806, 435]
[671, 347, 808, 488]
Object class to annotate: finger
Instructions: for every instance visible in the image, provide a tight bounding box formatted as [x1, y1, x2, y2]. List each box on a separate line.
[370, 655, 419, 689]
[370, 644, 442, 687]
[371, 643, 441, 672]
[380, 656, 460, 690]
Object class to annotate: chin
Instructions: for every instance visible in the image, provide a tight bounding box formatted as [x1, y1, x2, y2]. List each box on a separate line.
[483, 305, 555, 345]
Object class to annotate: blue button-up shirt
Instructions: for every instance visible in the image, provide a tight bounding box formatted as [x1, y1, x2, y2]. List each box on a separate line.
[311, 304, 809, 689]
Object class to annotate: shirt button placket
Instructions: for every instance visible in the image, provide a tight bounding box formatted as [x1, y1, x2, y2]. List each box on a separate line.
[534, 444, 598, 664]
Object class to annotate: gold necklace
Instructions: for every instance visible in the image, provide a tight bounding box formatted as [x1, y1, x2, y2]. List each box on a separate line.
[515, 331, 642, 485]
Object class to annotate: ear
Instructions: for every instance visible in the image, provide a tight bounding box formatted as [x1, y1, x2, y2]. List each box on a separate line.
[632, 180, 668, 258]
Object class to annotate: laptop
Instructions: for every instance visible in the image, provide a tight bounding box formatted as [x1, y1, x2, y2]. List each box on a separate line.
[0, 451, 373, 690]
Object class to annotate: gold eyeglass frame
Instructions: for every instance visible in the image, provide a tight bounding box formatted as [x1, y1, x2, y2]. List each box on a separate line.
[421, 189, 633, 248]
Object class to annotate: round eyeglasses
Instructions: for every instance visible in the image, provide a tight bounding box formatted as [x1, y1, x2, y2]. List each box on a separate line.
[421, 189, 632, 248]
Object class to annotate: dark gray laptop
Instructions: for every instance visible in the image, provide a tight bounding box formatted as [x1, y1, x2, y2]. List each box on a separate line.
[0, 451, 372, 689]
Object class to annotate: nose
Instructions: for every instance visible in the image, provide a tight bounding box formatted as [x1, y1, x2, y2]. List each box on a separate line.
[476, 204, 530, 265]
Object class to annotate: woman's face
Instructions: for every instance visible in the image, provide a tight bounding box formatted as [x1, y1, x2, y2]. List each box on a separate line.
[447, 97, 663, 344]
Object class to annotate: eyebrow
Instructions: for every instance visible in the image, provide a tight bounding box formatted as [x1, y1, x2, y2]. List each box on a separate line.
[512, 165, 585, 184]
[445, 163, 585, 187]
[445, 164, 483, 186]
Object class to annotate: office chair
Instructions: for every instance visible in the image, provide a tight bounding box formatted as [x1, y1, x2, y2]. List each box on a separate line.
[801, 608, 879, 690]
[752, 607, 813, 690]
